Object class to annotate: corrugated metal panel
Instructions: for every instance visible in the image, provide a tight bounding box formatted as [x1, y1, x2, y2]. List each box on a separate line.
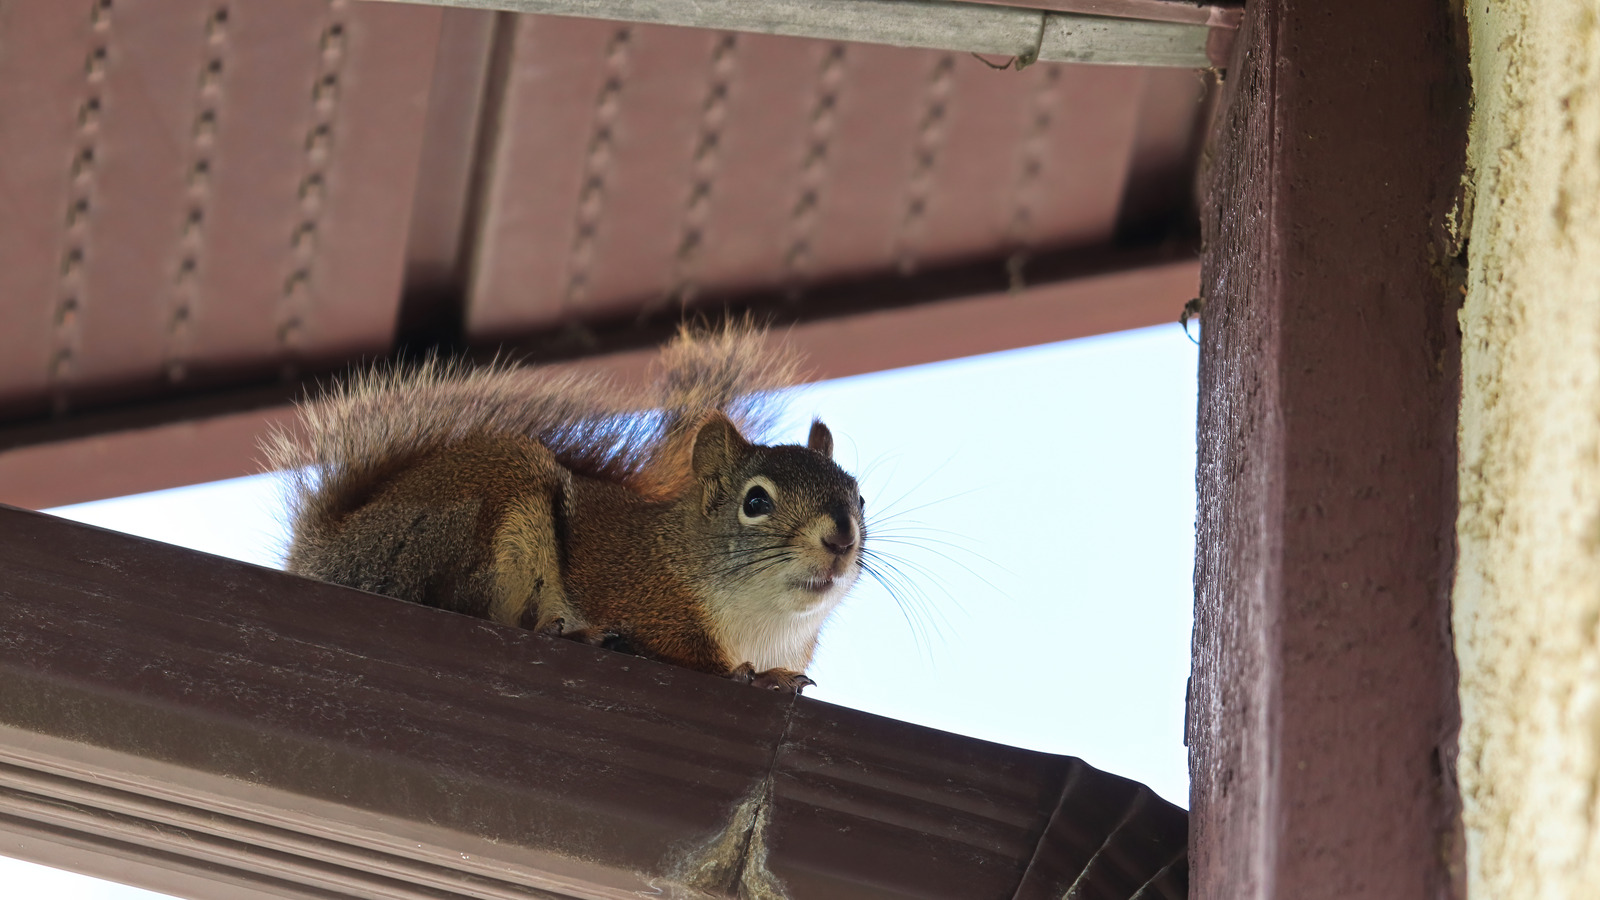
[0, 0, 439, 415]
[466, 14, 622, 335]
[0, 1, 1217, 505]
[465, 24, 1193, 338]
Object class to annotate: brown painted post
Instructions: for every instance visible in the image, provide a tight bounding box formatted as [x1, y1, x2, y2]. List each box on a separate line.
[1189, 1, 1468, 898]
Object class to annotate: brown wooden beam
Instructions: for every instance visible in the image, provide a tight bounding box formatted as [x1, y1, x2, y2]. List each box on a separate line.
[1189, 0, 1468, 897]
[0, 255, 1197, 509]
[0, 504, 1187, 899]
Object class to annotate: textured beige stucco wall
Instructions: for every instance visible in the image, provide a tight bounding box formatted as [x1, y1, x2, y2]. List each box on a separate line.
[1455, 0, 1600, 897]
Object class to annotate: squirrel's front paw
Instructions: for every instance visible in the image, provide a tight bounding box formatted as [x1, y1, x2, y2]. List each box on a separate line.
[539, 618, 629, 652]
[729, 663, 815, 694]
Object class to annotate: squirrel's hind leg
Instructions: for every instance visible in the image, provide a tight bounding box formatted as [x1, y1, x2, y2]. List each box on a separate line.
[492, 492, 579, 632]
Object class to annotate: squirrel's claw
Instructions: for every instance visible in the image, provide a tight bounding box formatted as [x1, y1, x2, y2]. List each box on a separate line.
[566, 627, 625, 648]
[539, 618, 627, 650]
[759, 670, 816, 693]
[729, 663, 815, 694]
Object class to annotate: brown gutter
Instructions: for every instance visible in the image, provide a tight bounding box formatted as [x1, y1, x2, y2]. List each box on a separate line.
[0, 505, 1187, 898]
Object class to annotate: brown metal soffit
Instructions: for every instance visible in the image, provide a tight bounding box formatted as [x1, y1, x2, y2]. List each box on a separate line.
[0, 0, 1210, 506]
[0, 505, 1187, 899]
[0, 251, 1201, 510]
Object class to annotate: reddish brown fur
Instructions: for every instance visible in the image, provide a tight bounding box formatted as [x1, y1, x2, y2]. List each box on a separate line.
[268, 326, 862, 686]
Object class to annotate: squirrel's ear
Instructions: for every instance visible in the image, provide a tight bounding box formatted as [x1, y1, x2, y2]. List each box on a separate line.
[691, 413, 749, 483]
[807, 419, 833, 458]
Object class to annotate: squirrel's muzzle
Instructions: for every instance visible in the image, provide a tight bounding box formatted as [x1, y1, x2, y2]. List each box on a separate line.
[821, 515, 859, 558]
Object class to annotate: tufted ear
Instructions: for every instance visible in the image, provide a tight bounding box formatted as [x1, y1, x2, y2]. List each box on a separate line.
[691, 413, 750, 511]
[807, 419, 833, 458]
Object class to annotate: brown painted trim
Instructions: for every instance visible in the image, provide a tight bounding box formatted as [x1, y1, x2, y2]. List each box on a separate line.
[0, 505, 1187, 899]
[0, 406, 296, 513]
[785, 255, 1198, 378]
[0, 254, 1197, 509]
[1189, 0, 1468, 898]
[484, 246, 1199, 369]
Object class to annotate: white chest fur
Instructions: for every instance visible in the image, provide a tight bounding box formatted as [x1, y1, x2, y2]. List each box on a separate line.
[705, 581, 850, 672]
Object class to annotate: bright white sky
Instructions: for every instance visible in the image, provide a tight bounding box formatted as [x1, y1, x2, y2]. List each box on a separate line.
[7, 323, 1199, 899]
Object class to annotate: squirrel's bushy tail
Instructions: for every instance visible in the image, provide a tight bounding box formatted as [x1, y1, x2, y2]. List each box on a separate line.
[644, 321, 800, 494]
[265, 322, 802, 542]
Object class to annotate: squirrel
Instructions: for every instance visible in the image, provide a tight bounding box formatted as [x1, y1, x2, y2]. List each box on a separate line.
[265, 325, 864, 692]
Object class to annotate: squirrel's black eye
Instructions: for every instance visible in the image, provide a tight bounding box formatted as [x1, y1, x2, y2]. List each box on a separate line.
[742, 485, 774, 518]
[858, 494, 866, 511]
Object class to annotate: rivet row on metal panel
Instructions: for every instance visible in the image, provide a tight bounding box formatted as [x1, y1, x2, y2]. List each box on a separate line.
[0, 0, 439, 415]
[277, 3, 351, 365]
[50, 1, 116, 410]
[466, 19, 1159, 341]
[165, 4, 231, 385]
[783, 44, 847, 294]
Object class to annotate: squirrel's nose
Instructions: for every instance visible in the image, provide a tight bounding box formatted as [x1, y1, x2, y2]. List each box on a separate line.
[822, 517, 857, 556]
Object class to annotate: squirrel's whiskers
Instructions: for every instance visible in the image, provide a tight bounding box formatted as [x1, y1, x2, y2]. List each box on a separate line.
[843, 472, 999, 662]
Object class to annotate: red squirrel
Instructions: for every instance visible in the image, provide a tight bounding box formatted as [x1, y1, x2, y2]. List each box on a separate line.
[266, 325, 864, 692]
